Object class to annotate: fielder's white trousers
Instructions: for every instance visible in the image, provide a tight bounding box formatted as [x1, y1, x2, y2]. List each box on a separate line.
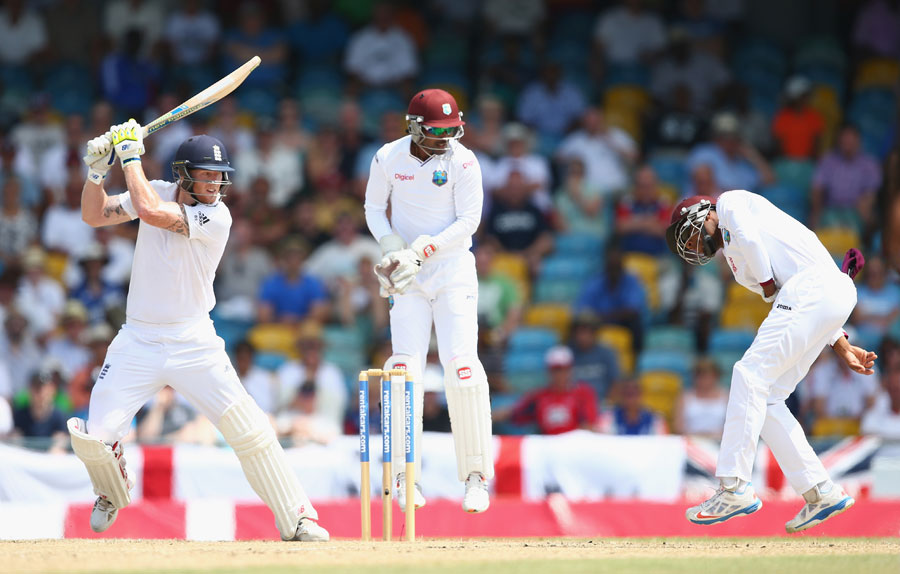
[390, 250, 479, 372]
[87, 318, 250, 442]
[717, 267, 856, 494]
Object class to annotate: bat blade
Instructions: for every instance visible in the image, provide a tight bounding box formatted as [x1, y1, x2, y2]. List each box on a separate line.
[142, 55, 261, 138]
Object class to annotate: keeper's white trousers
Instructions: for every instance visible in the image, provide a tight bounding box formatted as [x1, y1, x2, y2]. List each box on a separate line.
[389, 250, 480, 373]
[717, 267, 856, 494]
[87, 318, 250, 442]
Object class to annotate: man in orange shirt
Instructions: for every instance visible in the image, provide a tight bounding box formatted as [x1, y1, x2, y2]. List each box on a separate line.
[772, 76, 825, 160]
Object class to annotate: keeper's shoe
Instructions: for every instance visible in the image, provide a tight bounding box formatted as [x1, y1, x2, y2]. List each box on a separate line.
[686, 481, 762, 525]
[463, 472, 490, 513]
[395, 472, 426, 512]
[785, 484, 854, 534]
[90, 496, 118, 533]
[283, 518, 330, 542]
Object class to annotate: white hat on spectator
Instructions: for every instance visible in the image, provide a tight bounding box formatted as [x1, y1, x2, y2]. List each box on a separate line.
[545, 345, 574, 368]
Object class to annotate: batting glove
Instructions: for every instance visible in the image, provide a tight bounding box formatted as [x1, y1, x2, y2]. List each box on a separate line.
[109, 119, 145, 166]
[83, 132, 115, 184]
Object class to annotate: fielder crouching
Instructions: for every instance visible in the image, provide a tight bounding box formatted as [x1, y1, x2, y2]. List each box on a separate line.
[72, 119, 329, 541]
[667, 191, 876, 533]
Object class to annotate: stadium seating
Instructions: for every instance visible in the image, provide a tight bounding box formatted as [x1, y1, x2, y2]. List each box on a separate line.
[508, 327, 560, 354]
[554, 232, 605, 258]
[733, 38, 788, 78]
[533, 277, 582, 304]
[503, 351, 549, 393]
[794, 36, 847, 75]
[817, 226, 860, 257]
[645, 325, 695, 354]
[254, 351, 288, 371]
[491, 252, 529, 283]
[622, 252, 659, 310]
[708, 329, 756, 353]
[540, 255, 597, 283]
[710, 350, 743, 386]
[247, 323, 299, 359]
[215, 318, 255, 353]
[759, 183, 808, 223]
[649, 153, 688, 189]
[773, 159, 815, 194]
[637, 350, 693, 382]
[812, 417, 861, 438]
[720, 304, 769, 331]
[596, 324, 634, 374]
[855, 58, 900, 91]
[523, 304, 573, 341]
[638, 370, 683, 424]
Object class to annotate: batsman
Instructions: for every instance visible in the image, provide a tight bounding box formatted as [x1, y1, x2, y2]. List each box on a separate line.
[70, 119, 329, 541]
[365, 89, 493, 513]
[667, 190, 876, 533]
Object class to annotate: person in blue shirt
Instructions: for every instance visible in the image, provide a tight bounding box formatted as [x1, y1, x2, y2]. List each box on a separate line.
[575, 244, 647, 352]
[685, 112, 773, 195]
[258, 237, 330, 324]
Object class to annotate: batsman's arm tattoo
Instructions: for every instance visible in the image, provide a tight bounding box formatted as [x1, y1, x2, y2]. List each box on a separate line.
[102, 195, 126, 219]
[164, 204, 191, 237]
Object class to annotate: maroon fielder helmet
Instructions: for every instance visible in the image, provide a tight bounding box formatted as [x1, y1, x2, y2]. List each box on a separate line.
[406, 89, 465, 154]
[666, 195, 717, 265]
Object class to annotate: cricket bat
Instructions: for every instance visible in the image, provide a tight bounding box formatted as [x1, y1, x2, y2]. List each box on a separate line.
[142, 55, 261, 138]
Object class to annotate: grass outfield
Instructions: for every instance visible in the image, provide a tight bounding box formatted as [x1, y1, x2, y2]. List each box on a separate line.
[3, 538, 897, 574]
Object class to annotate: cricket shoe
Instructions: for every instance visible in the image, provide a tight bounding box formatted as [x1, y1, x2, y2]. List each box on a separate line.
[785, 484, 854, 533]
[283, 518, 330, 542]
[686, 481, 762, 525]
[395, 472, 426, 512]
[463, 472, 490, 513]
[90, 496, 118, 533]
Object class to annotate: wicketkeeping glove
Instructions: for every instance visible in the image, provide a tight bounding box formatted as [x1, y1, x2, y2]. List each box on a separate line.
[388, 249, 423, 294]
[83, 132, 115, 184]
[109, 119, 145, 166]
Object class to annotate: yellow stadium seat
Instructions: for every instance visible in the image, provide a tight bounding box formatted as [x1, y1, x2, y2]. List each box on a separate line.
[817, 227, 860, 257]
[603, 86, 651, 116]
[524, 303, 573, 340]
[855, 58, 900, 91]
[657, 183, 679, 204]
[726, 282, 762, 304]
[623, 252, 659, 310]
[492, 252, 529, 284]
[597, 324, 634, 374]
[809, 85, 841, 149]
[604, 106, 642, 142]
[45, 252, 69, 283]
[248, 323, 299, 359]
[639, 370, 683, 424]
[812, 417, 860, 438]
[720, 304, 770, 330]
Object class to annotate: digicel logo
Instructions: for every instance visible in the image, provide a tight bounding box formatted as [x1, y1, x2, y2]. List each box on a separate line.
[394, 173, 414, 181]
[457, 367, 472, 379]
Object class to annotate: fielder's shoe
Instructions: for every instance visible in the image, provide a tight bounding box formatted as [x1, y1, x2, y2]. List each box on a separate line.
[785, 483, 854, 534]
[284, 518, 330, 542]
[90, 496, 118, 533]
[463, 472, 490, 513]
[686, 481, 762, 525]
[395, 472, 426, 512]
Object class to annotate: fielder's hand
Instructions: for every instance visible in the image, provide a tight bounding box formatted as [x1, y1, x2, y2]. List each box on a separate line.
[835, 341, 877, 375]
[109, 119, 145, 166]
[83, 132, 115, 184]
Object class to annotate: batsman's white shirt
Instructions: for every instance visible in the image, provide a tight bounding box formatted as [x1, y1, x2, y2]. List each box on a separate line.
[713, 190, 857, 495]
[119, 181, 230, 324]
[88, 181, 249, 442]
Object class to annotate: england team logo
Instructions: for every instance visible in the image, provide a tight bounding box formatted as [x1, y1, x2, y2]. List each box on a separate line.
[432, 170, 448, 186]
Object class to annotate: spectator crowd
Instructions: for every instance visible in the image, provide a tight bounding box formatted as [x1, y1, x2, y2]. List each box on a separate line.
[1, 0, 898, 447]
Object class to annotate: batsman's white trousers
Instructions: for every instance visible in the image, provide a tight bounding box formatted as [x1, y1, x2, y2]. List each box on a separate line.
[717, 267, 856, 494]
[87, 318, 253, 441]
[389, 250, 479, 373]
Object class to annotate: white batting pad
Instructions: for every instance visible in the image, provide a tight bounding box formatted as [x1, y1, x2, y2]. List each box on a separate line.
[67, 418, 132, 509]
[444, 356, 495, 481]
[218, 397, 315, 540]
[383, 354, 424, 480]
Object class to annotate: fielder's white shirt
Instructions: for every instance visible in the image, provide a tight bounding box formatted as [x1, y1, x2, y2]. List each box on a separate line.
[119, 181, 231, 324]
[717, 190, 837, 298]
[364, 136, 483, 259]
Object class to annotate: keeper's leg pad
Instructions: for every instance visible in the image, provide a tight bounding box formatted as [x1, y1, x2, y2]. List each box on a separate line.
[68, 417, 132, 509]
[445, 356, 495, 481]
[383, 354, 424, 480]
[218, 397, 316, 539]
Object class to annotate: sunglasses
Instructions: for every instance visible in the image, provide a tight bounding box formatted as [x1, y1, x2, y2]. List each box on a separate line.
[423, 126, 459, 137]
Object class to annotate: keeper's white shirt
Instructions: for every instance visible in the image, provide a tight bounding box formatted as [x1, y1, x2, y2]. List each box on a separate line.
[118, 180, 231, 324]
[364, 136, 483, 259]
[716, 190, 837, 298]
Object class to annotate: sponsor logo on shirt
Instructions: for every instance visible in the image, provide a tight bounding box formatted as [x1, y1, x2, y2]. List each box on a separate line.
[462, 160, 474, 169]
[195, 212, 210, 226]
[723, 229, 731, 244]
[457, 367, 472, 379]
[432, 170, 448, 186]
[777, 303, 792, 311]
[728, 256, 737, 272]
[394, 173, 414, 181]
